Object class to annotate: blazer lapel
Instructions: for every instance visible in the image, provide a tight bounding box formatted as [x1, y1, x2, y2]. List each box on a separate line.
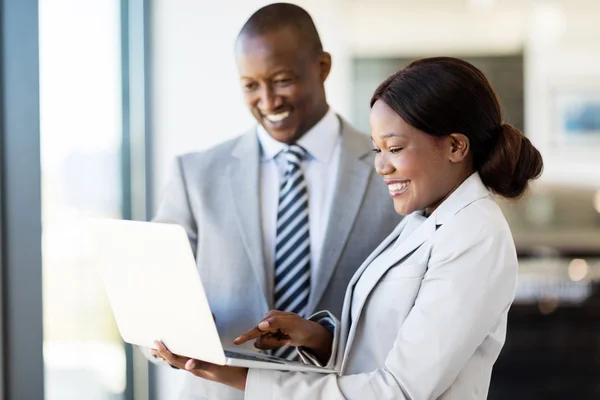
[307, 119, 373, 313]
[338, 173, 492, 370]
[227, 132, 270, 307]
[340, 214, 436, 370]
[335, 220, 408, 367]
[345, 219, 409, 294]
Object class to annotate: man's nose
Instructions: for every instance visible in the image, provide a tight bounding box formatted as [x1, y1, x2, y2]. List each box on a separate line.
[257, 85, 283, 112]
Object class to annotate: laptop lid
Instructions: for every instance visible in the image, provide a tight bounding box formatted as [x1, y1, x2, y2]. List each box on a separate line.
[85, 218, 226, 365]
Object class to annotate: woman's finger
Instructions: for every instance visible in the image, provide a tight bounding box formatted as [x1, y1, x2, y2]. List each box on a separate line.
[154, 341, 188, 369]
[185, 359, 198, 370]
[154, 341, 172, 359]
[234, 316, 286, 344]
[233, 327, 264, 345]
[257, 314, 301, 334]
[253, 334, 291, 350]
[234, 312, 304, 345]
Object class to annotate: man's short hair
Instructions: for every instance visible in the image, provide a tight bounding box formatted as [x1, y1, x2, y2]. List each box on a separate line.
[237, 3, 323, 55]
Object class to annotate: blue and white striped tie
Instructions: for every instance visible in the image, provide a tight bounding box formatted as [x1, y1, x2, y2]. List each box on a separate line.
[273, 144, 310, 360]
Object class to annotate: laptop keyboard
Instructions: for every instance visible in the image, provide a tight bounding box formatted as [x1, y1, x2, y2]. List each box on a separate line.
[224, 350, 287, 364]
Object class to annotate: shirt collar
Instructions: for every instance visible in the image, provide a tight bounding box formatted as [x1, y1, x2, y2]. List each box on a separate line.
[257, 108, 340, 163]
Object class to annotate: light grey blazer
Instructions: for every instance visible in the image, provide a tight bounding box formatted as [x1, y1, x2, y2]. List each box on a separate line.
[150, 118, 402, 400]
[245, 173, 519, 400]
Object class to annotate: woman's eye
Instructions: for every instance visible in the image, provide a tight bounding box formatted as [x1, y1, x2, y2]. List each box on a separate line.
[390, 147, 404, 154]
[371, 148, 381, 154]
[243, 82, 257, 91]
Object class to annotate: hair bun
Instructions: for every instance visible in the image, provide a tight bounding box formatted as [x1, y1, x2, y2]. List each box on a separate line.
[479, 123, 543, 198]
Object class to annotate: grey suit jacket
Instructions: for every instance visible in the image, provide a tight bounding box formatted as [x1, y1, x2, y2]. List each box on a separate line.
[152, 118, 401, 400]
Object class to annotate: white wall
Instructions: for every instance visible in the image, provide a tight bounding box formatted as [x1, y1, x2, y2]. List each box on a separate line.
[347, 5, 526, 57]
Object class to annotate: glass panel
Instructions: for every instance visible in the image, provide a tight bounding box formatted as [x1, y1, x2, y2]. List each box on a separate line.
[39, 1, 125, 399]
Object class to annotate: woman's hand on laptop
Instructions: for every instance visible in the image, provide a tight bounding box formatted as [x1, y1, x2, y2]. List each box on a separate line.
[151, 340, 248, 391]
[234, 310, 333, 363]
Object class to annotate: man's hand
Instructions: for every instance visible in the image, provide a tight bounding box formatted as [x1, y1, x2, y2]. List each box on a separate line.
[234, 310, 333, 363]
[151, 341, 248, 391]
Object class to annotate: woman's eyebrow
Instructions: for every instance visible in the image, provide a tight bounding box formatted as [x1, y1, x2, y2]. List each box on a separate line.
[372, 132, 407, 140]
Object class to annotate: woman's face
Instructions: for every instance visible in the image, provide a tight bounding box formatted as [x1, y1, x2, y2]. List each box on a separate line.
[370, 99, 469, 216]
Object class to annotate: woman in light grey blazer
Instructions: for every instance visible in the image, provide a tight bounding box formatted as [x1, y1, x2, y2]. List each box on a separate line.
[155, 57, 544, 399]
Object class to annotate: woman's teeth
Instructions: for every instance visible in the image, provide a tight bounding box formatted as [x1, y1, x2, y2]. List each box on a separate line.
[388, 182, 410, 192]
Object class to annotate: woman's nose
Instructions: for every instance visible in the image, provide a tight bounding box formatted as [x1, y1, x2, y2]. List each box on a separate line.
[375, 154, 394, 176]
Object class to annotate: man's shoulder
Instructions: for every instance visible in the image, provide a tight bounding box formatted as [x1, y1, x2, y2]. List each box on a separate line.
[177, 129, 256, 170]
[338, 117, 372, 153]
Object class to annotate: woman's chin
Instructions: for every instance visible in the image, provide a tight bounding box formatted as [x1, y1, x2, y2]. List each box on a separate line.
[393, 201, 414, 216]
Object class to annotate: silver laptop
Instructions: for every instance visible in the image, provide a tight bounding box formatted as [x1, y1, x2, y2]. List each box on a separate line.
[84, 218, 338, 373]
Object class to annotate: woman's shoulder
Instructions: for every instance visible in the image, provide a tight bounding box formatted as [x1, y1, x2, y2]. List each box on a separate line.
[424, 196, 518, 280]
[433, 195, 515, 253]
[446, 194, 509, 231]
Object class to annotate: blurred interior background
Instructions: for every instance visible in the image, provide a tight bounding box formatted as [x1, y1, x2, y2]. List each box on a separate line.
[1, 0, 600, 399]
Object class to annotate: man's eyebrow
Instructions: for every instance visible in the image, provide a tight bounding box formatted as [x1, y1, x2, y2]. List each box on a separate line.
[240, 69, 295, 81]
[269, 69, 294, 76]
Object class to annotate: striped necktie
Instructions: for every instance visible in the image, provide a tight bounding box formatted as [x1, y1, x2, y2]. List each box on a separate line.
[273, 144, 310, 360]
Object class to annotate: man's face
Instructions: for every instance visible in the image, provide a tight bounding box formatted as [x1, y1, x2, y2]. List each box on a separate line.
[235, 27, 331, 144]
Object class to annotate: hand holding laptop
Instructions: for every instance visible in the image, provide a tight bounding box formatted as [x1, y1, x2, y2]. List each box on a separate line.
[151, 310, 333, 392]
[152, 340, 249, 391]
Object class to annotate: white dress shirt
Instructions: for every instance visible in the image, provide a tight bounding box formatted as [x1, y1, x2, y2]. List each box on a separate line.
[257, 108, 341, 297]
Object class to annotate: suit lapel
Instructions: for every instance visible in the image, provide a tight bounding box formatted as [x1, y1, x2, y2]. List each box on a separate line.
[227, 132, 270, 307]
[307, 120, 373, 313]
[340, 215, 436, 370]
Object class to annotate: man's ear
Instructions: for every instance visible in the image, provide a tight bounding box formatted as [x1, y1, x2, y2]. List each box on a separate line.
[318, 52, 332, 82]
[447, 133, 470, 163]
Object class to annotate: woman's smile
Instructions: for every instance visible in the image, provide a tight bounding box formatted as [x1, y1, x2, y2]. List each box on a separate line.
[385, 180, 411, 197]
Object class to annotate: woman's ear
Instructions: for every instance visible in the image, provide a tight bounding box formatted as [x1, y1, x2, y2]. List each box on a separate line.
[448, 133, 470, 163]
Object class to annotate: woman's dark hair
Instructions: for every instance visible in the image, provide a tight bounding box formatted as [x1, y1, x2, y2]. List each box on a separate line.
[370, 57, 543, 198]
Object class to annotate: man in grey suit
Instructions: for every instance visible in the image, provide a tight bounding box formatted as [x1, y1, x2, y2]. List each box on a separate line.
[149, 3, 400, 399]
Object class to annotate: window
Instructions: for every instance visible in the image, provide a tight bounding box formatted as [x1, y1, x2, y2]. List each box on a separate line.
[39, 1, 126, 398]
